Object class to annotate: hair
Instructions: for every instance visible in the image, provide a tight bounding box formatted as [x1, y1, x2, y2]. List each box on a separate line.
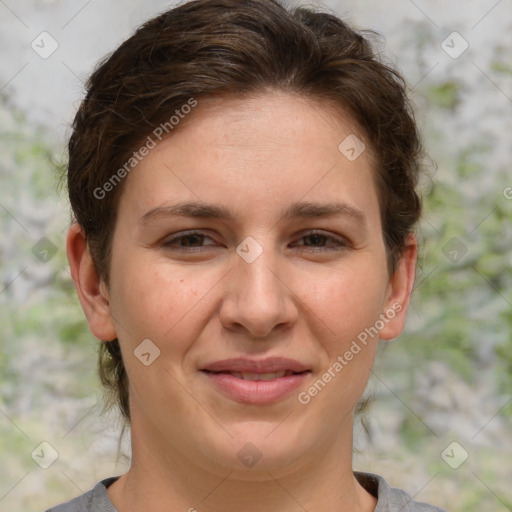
[66, 0, 423, 422]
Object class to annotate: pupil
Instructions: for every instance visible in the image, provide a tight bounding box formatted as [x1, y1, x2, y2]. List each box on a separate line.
[183, 234, 203, 246]
[309, 234, 324, 246]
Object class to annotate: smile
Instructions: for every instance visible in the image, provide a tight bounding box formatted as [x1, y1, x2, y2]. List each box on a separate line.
[221, 370, 295, 381]
[201, 367, 311, 404]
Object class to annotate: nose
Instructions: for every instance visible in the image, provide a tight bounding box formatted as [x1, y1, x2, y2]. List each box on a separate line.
[218, 239, 299, 339]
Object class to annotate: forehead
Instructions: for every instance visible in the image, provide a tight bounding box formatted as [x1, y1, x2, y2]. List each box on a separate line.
[116, 91, 380, 225]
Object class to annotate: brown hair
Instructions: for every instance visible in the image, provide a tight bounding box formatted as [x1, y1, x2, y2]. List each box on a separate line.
[67, 0, 423, 421]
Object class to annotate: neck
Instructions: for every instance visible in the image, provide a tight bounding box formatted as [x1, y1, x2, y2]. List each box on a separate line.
[107, 417, 377, 512]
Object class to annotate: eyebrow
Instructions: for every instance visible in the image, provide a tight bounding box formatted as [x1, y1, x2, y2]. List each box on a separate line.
[139, 200, 367, 226]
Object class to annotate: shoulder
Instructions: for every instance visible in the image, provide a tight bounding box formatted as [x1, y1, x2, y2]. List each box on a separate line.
[44, 477, 119, 512]
[355, 471, 449, 512]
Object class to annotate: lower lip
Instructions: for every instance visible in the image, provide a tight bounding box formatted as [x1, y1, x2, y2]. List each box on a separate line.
[201, 371, 310, 405]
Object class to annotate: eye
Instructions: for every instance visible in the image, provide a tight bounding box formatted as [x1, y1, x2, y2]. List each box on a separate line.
[162, 231, 219, 251]
[161, 229, 350, 253]
[291, 231, 350, 252]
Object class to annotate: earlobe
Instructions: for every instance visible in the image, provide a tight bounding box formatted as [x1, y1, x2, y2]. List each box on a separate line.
[66, 223, 117, 341]
[379, 234, 418, 341]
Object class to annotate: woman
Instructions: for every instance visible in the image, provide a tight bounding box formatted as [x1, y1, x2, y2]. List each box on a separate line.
[48, 0, 447, 510]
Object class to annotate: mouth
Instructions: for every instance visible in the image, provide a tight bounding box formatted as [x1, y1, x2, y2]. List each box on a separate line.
[200, 356, 310, 374]
[201, 369, 308, 381]
[200, 358, 311, 404]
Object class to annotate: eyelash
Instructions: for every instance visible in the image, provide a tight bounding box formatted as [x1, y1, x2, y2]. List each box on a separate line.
[161, 230, 350, 253]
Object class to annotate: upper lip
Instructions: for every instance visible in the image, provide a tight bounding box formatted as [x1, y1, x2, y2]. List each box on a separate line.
[201, 357, 310, 374]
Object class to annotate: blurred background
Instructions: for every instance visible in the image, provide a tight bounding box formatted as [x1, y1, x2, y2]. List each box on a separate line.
[0, 0, 511, 510]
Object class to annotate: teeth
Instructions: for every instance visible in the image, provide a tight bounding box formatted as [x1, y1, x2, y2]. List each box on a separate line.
[230, 371, 288, 381]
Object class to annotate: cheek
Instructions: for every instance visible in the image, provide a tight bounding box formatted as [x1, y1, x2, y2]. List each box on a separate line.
[302, 270, 385, 413]
[110, 258, 209, 350]
[304, 263, 388, 348]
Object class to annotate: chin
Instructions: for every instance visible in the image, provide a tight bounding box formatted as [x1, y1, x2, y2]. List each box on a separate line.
[207, 425, 312, 479]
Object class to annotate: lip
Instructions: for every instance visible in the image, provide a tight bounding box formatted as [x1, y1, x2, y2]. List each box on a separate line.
[200, 357, 311, 405]
[201, 357, 310, 374]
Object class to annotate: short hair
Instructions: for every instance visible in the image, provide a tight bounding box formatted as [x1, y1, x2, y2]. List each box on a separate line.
[66, 0, 423, 421]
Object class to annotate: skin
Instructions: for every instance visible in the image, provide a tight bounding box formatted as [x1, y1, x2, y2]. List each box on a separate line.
[67, 91, 417, 512]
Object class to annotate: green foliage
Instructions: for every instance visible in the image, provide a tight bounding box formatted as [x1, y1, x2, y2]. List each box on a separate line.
[387, 78, 512, 426]
[426, 81, 462, 110]
[490, 46, 512, 76]
[400, 412, 431, 450]
[496, 306, 512, 395]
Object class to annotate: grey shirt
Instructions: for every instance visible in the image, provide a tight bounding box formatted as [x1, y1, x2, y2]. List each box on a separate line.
[45, 472, 448, 511]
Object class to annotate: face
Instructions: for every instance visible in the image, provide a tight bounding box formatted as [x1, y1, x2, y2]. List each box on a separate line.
[70, 91, 416, 479]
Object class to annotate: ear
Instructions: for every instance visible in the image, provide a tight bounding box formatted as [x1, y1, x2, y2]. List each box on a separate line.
[66, 222, 117, 342]
[379, 233, 418, 341]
